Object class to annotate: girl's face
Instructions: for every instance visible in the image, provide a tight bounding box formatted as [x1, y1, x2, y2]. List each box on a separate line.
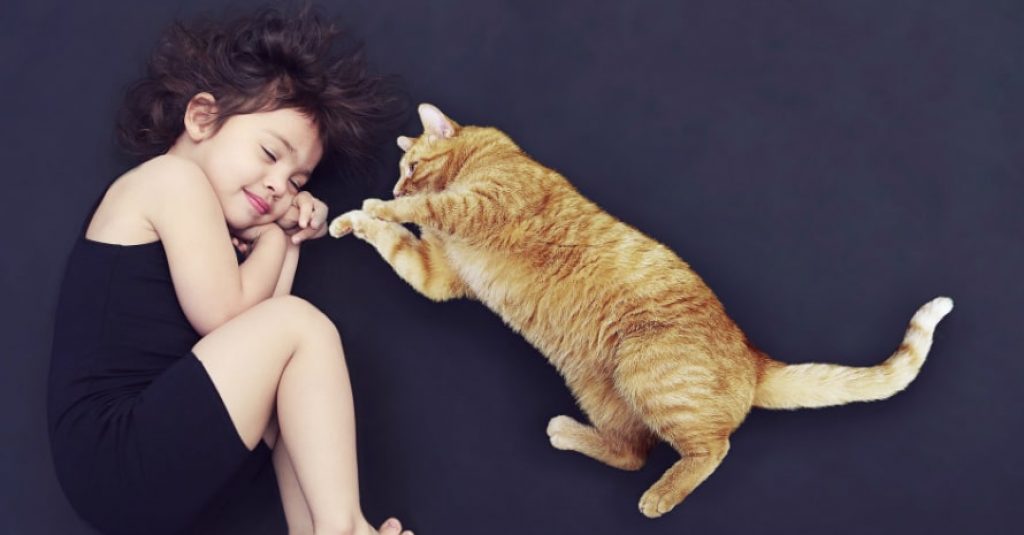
[170, 93, 324, 233]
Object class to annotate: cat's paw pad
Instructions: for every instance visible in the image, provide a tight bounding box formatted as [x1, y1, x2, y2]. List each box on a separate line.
[638, 487, 678, 519]
[328, 211, 356, 238]
[546, 415, 580, 450]
[330, 210, 377, 240]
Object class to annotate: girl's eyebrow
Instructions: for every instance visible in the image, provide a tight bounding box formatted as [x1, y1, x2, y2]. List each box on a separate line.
[263, 129, 313, 178]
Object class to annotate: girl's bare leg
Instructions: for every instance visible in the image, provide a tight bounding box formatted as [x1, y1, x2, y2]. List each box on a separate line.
[262, 415, 315, 535]
[191, 295, 412, 535]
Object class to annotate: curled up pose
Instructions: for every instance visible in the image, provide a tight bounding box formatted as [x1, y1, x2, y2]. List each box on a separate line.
[47, 6, 411, 535]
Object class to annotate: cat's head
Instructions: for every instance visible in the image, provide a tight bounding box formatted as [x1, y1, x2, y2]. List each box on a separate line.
[391, 103, 514, 197]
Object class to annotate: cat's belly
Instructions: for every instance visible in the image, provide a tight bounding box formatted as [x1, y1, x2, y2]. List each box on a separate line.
[446, 243, 622, 370]
[447, 244, 528, 321]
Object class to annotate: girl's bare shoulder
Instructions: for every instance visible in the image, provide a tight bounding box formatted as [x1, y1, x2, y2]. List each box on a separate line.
[84, 155, 206, 245]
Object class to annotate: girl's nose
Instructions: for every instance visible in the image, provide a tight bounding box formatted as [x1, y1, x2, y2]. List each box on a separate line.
[263, 173, 290, 197]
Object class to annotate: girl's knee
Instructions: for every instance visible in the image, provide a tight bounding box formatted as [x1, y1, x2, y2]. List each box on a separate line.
[265, 295, 340, 339]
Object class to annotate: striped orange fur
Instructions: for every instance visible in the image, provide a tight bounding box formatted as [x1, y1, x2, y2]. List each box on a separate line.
[329, 103, 954, 518]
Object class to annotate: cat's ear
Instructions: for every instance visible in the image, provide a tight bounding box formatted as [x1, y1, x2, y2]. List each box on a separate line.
[419, 103, 457, 139]
[397, 136, 413, 152]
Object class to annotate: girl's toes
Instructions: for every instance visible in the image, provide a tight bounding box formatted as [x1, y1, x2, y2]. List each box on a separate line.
[379, 517, 402, 535]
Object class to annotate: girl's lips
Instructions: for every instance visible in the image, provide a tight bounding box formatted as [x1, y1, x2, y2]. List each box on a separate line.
[245, 190, 270, 214]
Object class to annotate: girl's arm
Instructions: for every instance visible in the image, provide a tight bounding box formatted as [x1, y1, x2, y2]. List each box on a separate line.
[147, 157, 288, 336]
[273, 241, 301, 296]
[267, 191, 327, 296]
[237, 224, 289, 302]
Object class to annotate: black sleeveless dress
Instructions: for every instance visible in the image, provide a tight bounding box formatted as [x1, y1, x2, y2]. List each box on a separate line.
[47, 203, 274, 535]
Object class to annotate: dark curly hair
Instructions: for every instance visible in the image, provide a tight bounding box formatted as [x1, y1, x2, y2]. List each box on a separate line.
[115, 1, 408, 173]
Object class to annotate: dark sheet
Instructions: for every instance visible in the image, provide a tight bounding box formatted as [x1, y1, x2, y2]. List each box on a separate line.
[4, 1, 1020, 534]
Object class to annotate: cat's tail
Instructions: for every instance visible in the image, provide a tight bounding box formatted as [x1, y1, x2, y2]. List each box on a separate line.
[752, 297, 954, 410]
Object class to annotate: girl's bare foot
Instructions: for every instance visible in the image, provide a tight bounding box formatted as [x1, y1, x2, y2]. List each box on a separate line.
[378, 517, 413, 535]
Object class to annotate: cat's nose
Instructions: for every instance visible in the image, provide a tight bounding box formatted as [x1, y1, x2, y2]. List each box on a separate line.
[392, 182, 406, 198]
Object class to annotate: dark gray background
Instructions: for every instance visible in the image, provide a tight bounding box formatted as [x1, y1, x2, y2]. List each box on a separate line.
[2, 1, 1021, 534]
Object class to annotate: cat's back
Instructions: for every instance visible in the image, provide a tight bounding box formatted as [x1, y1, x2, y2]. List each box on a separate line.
[459, 175, 709, 361]
[522, 182, 697, 293]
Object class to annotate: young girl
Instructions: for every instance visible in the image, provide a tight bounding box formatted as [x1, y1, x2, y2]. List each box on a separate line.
[46, 4, 412, 535]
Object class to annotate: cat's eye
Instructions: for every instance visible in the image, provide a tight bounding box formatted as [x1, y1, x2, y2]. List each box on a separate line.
[409, 161, 419, 173]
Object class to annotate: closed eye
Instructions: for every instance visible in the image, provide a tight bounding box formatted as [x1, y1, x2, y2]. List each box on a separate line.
[264, 147, 301, 190]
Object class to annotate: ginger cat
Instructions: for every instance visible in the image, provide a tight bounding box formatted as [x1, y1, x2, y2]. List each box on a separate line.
[329, 103, 953, 518]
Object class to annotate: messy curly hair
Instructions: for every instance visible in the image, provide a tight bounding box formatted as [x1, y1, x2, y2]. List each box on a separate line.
[115, 1, 408, 173]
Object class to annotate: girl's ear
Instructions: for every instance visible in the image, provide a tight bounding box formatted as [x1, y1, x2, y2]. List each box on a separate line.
[418, 103, 458, 139]
[397, 136, 413, 152]
[183, 92, 219, 142]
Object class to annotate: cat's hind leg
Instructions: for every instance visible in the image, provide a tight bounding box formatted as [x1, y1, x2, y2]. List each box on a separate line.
[637, 436, 730, 518]
[615, 335, 753, 518]
[546, 418, 655, 471]
[547, 381, 656, 471]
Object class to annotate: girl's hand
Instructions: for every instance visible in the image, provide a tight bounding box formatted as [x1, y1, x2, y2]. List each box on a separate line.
[230, 236, 252, 258]
[276, 191, 329, 245]
[231, 222, 282, 258]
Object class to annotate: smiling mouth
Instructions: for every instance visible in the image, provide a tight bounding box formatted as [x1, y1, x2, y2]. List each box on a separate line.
[245, 190, 270, 214]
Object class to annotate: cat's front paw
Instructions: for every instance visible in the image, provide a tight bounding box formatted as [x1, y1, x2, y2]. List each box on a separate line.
[329, 210, 379, 241]
[547, 415, 582, 451]
[639, 484, 682, 519]
[328, 211, 356, 238]
[361, 198, 391, 220]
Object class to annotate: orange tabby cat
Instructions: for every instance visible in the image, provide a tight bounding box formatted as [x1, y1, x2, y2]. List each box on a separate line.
[329, 103, 954, 518]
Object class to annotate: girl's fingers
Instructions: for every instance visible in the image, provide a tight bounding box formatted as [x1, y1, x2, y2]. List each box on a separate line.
[290, 226, 319, 244]
[290, 229, 306, 244]
[278, 205, 300, 230]
[305, 201, 327, 230]
[298, 201, 313, 228]
[313, 204, 328, 228]
[312, 222, 327, 239]
[291, 191, 315, 228]
[286, 191, 328, 234]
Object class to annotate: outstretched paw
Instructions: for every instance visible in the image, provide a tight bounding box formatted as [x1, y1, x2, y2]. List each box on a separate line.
[329, 210, 382, 241]
[328, 210, 357, 238]
[360, 197, 393, 220]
